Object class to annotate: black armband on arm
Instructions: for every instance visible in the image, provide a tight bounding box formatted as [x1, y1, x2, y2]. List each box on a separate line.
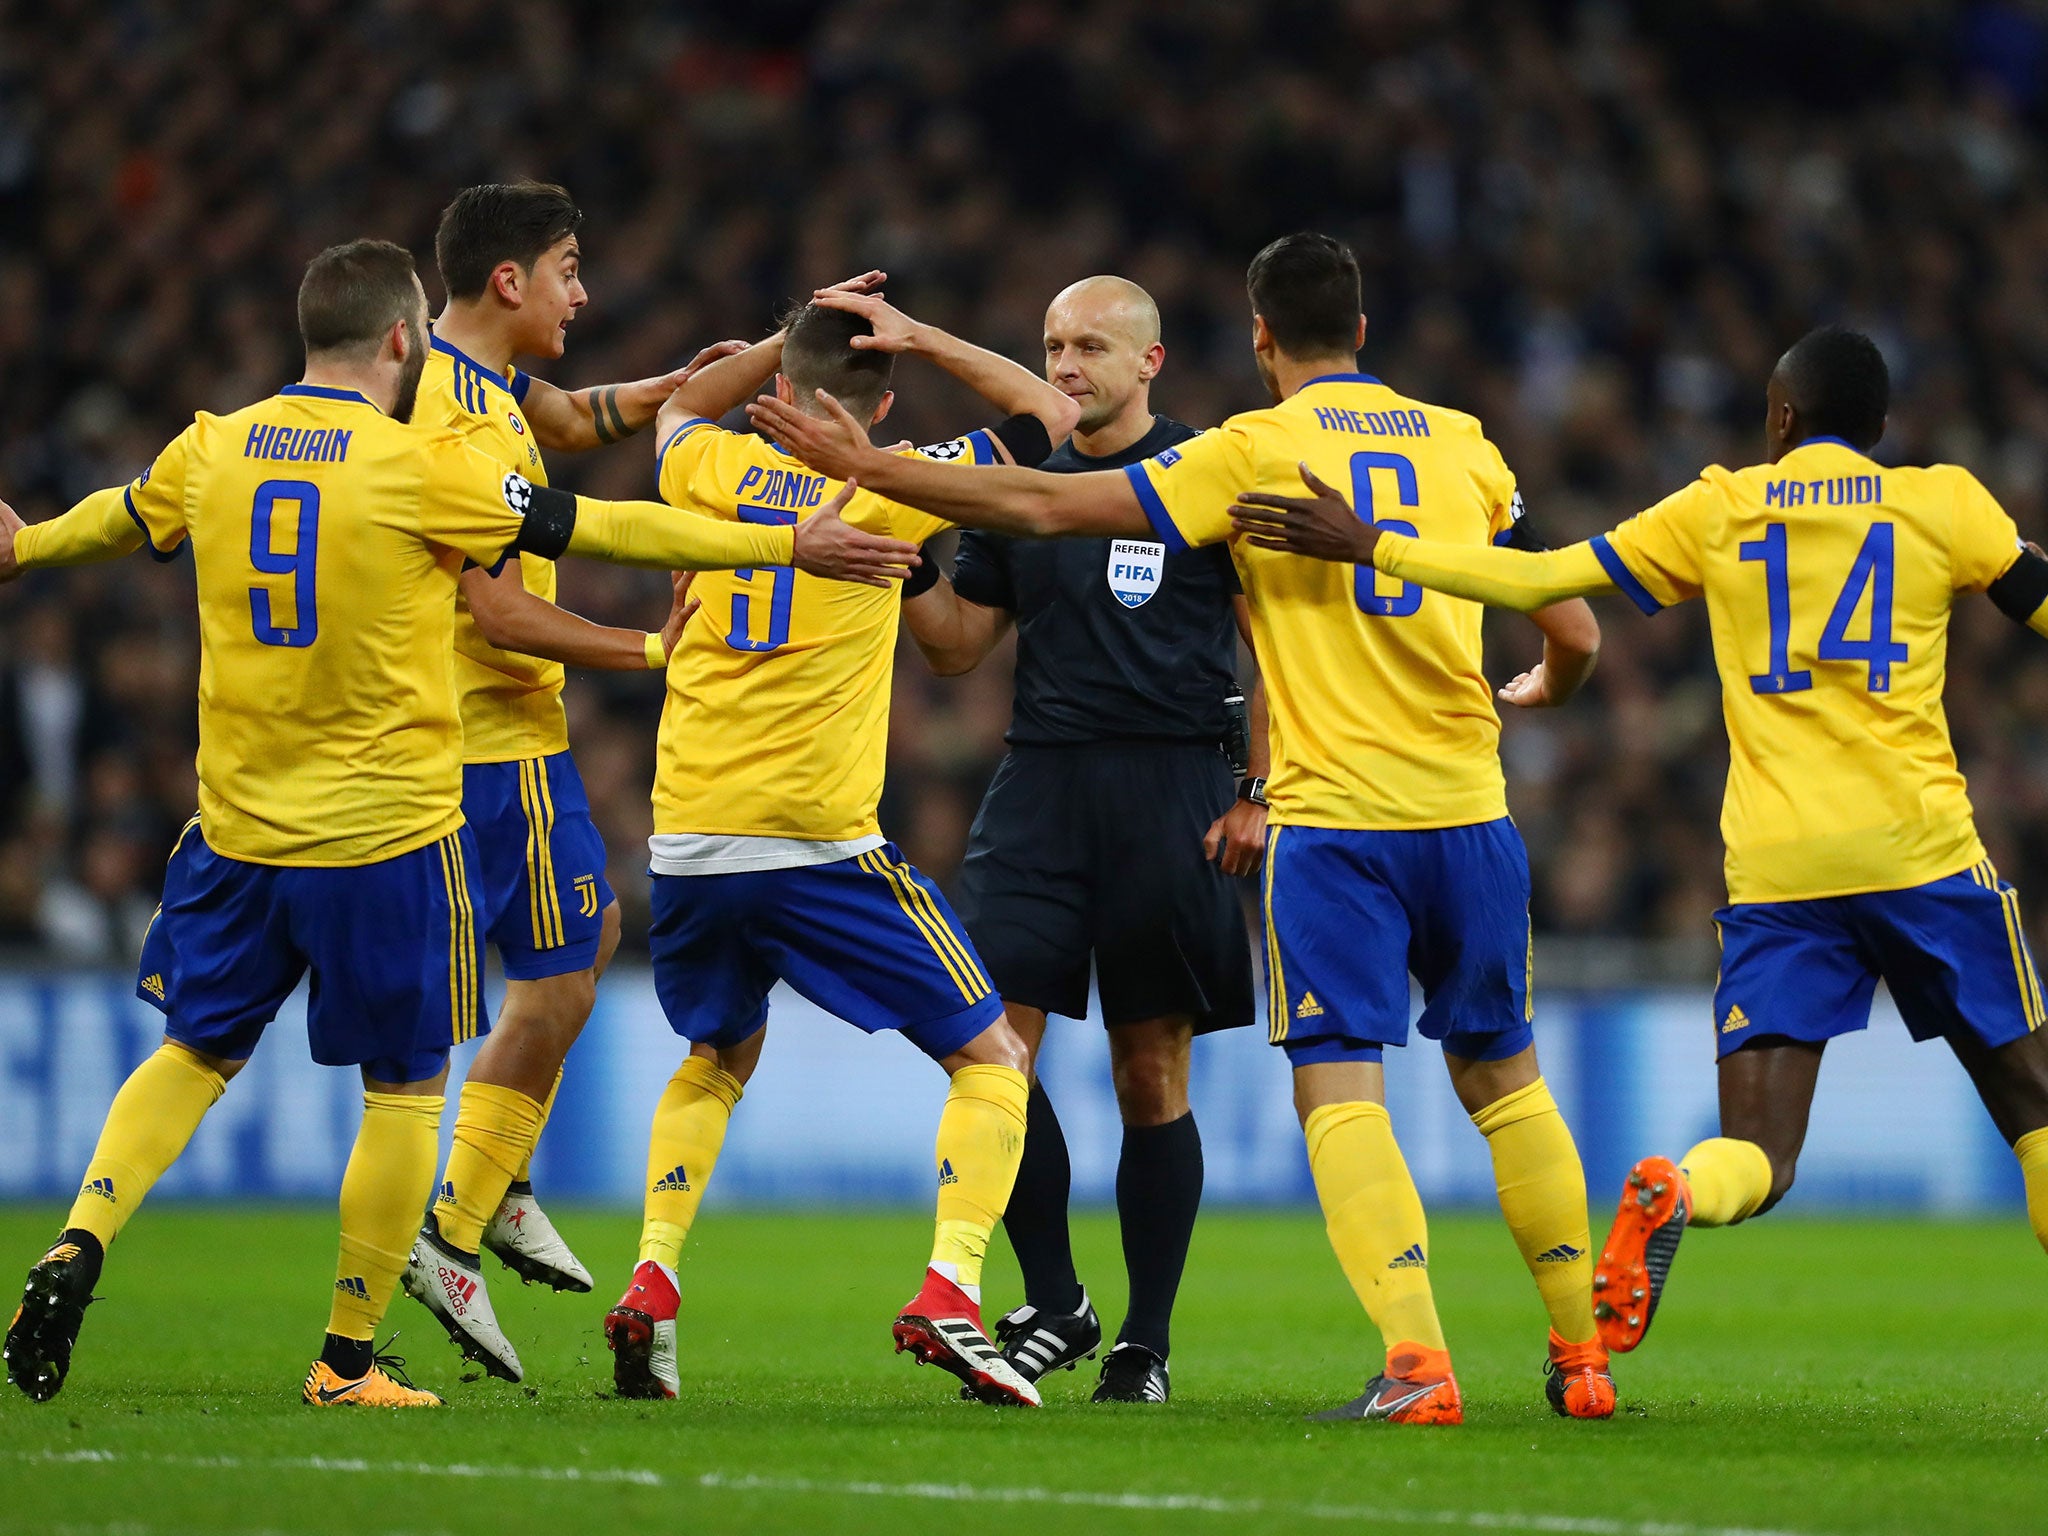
[992, 413, 1054, 469]
[1498, 518, 1551, 553]
[902, 542, 943, 599]
[512, 484, 580, 559]
[1989, 545, 2048, 624]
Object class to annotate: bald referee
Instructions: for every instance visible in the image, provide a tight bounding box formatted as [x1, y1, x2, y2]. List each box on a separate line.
[902, 276, 1264, 1403]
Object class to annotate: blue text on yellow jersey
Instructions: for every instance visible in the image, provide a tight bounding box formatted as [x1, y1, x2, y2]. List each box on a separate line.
[1127, 373, 1521, 830]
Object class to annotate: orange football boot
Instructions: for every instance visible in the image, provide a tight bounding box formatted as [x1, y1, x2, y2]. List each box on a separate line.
[303, 1358, 442, 1408]
[1309, 1343, 1463, 1425]
[1593, 1155, 1692, 1354]
[1544, 1329, 1615, 1418]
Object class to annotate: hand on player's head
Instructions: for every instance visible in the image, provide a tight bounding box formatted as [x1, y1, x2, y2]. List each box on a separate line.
[815, 269, 887, 300]
[669, 340, 749, 386]
[1230, 463, 1374, 564]
[746, 389, 873, 481]
[0, 496, 22, 583]
[809, 290, 920, 354]
[790, 479, 921, 588]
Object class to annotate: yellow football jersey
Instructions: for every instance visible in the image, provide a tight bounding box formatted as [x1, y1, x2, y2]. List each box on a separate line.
[652, 417, 996, 840]
[120, 384, 539, 866]
[1127, 373, 1521, 829]
[419, 334, 567, 763]
[1591, 436, 2020, 902]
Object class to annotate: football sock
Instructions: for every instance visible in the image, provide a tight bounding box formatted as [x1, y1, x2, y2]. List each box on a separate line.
[1304, 1100, 1447, 1354]
[637, 1055, 743, 1269]
[63, 1042, 228, 1248]
[328, 1091, 443, 1344]
[1115, 1111, 1203, 1358]
[1469, 1078, 1596, 1344]
[2013, 1127, 2048, 1254]
[1000, 1079, 1084, 1314]
[432, 1081, 547, 1255]
[1679, 1136, 1774, 1226]
[510, 1068, 563, 1187]
[930, 1063, 1030, 1292]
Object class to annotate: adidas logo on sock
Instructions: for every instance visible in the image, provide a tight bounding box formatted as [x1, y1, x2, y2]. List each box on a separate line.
[334, 1275, 370, 1301]
[435, 1180, 456, 1206]
[651, 1165, 691, 1193]
[140, 973, 165, 1000]
[1721, 1004, 1750, 1034]
[937, 1158, 958, 1186]
[1536, 1242, 1586, 1263]
[1387, 1242, 1427, 1270]
[82, 1176, 116, 1203]
[1294, 991, 1326, 1019]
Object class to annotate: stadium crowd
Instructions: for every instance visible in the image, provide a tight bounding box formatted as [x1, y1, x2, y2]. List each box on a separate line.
[3, 0, 2047, 975]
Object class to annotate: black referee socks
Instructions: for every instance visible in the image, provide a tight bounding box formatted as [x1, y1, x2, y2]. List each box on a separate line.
[1115, 1111, 1204, 1360]
[1002, 1080, 1085, 1316]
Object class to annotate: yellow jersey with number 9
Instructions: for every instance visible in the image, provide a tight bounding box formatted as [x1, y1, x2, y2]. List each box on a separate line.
[1591, 437, 2021, 902]
[1126, 373, 1523, 830]
[652, 416, 997, 840]
[419, 334, 568, 763]
[121, 384, 537, 866]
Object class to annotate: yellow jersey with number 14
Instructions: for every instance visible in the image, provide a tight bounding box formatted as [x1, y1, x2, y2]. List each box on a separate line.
[652, 416, 997, 840]
[1126, 372, 1522, 830]
[419, 334, 568, 763]
[117, 385, 540, 866]
[1591, 437, 2020, 902]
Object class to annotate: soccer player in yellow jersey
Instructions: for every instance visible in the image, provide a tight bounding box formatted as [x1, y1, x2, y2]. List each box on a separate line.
[1229, 324, 2048, 1361]
[0, 241, 913, 1408]
[598, 292, 1080, 1408]
[750, 233, 1617, 1424]
[397, 186, 889, 1382]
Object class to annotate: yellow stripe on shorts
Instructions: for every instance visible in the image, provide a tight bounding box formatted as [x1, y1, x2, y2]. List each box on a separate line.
[1263, 827, 1287, 1044]
[518, 760, 564, 950]
[532, 758, 567, 947]
[885, 852, 990, 995]
[1998, 885, 2045, 1030]
[858, 851, 985, 1005]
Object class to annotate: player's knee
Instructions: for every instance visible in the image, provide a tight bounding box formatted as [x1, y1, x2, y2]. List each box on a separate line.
[167, 1038, 247, 1084]
[593, 899, 623, 980]
[1109, 1043, 1190, 1127]
[947, 1019, 1031, 1075]
[699, 1029, 764, 1087]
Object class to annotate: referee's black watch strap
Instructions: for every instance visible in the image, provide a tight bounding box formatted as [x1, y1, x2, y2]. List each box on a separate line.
[992, 413, 1055, 469]
[1237, 775, 1267, 807]
[1989, 543, 2048, 624]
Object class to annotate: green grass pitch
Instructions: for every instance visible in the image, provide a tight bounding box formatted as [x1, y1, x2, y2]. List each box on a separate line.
[1, 1204, 2042, 1535]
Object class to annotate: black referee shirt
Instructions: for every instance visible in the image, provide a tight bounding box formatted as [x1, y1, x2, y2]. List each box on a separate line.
[951, 415, 1243, 747]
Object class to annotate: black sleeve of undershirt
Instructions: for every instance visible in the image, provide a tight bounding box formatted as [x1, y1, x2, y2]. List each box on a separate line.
[992, 414, 1054, 469]
[511, 483, 579, 559]
[1989, 544, 2048, 623]
[951, 531, 1015, 611]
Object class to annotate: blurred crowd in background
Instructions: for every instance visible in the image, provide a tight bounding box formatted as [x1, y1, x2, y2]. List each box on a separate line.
[4, 0, 2048, 978]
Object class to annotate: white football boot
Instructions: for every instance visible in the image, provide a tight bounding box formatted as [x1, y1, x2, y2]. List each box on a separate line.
[483, 1184, 593, 1293]
[401, 1226, 524, 1382]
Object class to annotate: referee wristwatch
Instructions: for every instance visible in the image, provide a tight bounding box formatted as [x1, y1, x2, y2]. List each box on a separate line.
[1236, 776, 1267, 807]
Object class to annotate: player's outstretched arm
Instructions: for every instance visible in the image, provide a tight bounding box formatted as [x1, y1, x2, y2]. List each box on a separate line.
[461, 559, 682, 671]
[518, 341, 747, 454]
[746, 389, 1145, 538]
[0, 486, 149, 581]
[809, 289, 1081, 445]
[904, 574, 1014, 675]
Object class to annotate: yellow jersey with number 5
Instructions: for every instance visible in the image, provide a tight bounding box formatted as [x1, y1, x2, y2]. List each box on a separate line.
[121, 384, 537, 866]
[652, 416, 997, 840]
[1125, 373, 1524, 830]
[1592, 436, 2020, 902]
[418, 334, 568, 763]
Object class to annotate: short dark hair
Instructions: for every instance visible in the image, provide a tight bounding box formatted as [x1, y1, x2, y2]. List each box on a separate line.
[1246, 232, 1362, 359]
[1778, 326, 1890, 450]
[780, 301, 895, 417]
[435, 182, 583, 301]
[297, 239, 420, 358]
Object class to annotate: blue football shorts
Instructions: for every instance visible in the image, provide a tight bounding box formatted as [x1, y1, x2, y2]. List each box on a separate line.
[463, 750, 614, 980]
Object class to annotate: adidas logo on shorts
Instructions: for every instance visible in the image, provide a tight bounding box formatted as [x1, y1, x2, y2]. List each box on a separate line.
[937, 1158, 959, 1187]
[1721, 1004, 1750, 1034]
[82, 1176, 116, 1203]
[1387, 1242, 1427, 1270]
[140, 973, 165, 1000]
[651, 1165, 690, 1194]
[1295, 992, 1326, 1019]
[334, 1275, 371, 1301]
[1536, 1243, 1585, 1264]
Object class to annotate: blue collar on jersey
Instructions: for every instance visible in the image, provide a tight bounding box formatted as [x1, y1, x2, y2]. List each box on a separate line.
[1792, 434, 1867, 453]
[280, 383, 373, 406]
[1301, 372, 1384, 388]
[429, 334, 516, 394]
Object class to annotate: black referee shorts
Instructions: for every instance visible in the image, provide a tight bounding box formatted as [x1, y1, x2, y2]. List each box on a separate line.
[954, 743, 1256, 1033]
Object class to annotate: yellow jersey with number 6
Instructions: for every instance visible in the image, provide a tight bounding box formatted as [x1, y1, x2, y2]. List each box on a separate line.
[1125, 373, 1523, 830]
[652, 416, 997, 840]
[419, 334, 568, 763]
[1591, 436, 2021, 902]
[122, 384, 536, 866]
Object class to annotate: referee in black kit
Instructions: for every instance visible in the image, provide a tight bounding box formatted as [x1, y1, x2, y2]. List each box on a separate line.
[901, 276, 1265, 1403]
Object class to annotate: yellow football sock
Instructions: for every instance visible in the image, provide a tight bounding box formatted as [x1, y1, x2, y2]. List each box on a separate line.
[328, 1092, 443, 1342]
[1470, 1078, 1596, 1344]
[929, 1063, 1029, 1288]
[1304, 1100, 1447, 1353]
[2014, 1128, 2048, 1255]
[1680, 1136, 1774, 1226]
[64, 1043, 227, 1248]
[431, 1081, 546, 1253]
[511, 1069, 563, 1185]
[638, 1056, 744, 1269]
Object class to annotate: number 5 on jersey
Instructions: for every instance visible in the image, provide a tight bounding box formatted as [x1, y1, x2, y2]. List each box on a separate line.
[727, 503, 797, 653]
